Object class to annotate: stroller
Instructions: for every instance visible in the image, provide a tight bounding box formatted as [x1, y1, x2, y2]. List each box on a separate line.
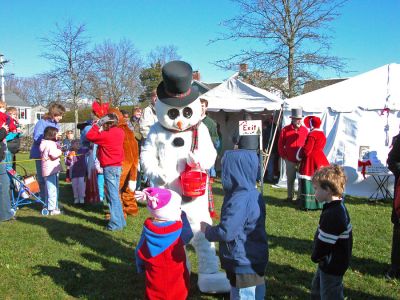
[7, 164, 49, 215]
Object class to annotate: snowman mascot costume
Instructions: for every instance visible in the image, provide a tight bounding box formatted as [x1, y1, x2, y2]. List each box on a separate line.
[140, 61, 230, 293]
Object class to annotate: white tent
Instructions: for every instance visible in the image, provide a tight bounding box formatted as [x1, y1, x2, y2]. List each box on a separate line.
[282, 63, 400, 198]
[201, 76, 283, 162]
[202, 76, 283, 112]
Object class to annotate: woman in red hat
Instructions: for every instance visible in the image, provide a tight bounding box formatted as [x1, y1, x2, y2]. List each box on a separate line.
[296, 116, 329, 210]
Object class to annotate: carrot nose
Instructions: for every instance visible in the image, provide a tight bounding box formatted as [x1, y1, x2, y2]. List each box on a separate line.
[177, 120, 183, 130]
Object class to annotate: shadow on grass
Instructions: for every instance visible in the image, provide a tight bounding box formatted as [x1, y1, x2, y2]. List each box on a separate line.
[17, 215, 143, 298]
[268, 234, 389, 280]
[267, 262, 394, 300]
[269, 234, 313, 255]
[61, 206, 107, 227]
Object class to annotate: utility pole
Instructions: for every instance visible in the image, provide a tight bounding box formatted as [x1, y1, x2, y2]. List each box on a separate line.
[0, 54, 9, 102]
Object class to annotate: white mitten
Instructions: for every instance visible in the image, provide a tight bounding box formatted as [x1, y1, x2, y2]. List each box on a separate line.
[134, 190, 147, 204]
[187, 151, 200, 168]
[128, 180, 137, 192]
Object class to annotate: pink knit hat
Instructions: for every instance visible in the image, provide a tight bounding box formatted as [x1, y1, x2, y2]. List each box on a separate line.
[143, 187, 182, 221]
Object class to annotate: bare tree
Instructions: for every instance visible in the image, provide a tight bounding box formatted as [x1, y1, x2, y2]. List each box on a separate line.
[147, 45, 181, 66]
[41, 21, 91, 130]
[6, 74, 61, 107]
[139, 45, 181, 102]
[212, 0, 347, 97]
[88, 39, 143, 106]
[5, 76, 30, 103]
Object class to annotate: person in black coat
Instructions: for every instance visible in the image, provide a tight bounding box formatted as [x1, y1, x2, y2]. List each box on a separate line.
[386, 132, 400, 279]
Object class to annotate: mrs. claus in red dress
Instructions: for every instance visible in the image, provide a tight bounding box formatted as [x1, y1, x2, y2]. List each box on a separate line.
[296, 116, 329, 210]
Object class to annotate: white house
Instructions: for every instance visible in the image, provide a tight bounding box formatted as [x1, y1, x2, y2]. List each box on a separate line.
[4, 91, 32, 125]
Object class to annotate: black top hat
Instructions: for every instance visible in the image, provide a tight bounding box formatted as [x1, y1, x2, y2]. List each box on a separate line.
[157, 60, 199, 107]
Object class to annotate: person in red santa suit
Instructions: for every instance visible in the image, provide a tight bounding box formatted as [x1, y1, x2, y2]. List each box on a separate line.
[296, 116, 329, 210]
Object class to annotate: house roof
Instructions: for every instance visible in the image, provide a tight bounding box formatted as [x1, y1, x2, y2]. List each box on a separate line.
[193, 80, 222, 96]
[4, 91, 31, 107]
[302, 78, 348, 94]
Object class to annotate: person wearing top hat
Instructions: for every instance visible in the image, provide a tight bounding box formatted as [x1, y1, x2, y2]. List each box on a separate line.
[140, 60, 230, 293]
[278, 108, 308, 201]
[296, 116, 329, 210]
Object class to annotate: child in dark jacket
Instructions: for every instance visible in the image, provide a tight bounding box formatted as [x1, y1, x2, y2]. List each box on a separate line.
[135, 187, 193, 300]
[201, 149, 268, 299]
[310, 165, 353, 300]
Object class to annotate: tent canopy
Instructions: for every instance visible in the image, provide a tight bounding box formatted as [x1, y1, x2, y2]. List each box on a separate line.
[286, 63, 400, 112]
[281, 63, 400, 198]
[201, 76, 283, 112]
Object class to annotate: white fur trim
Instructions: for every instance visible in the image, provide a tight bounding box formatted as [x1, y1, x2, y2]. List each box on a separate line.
[297, 173, 313, 180]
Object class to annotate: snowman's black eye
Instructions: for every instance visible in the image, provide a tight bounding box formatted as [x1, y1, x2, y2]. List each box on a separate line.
[183, 107, 193, 118]
[167, 109, 179, 120]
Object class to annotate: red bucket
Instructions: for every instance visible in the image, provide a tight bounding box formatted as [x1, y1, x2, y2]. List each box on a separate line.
[180, 168, 208, 197]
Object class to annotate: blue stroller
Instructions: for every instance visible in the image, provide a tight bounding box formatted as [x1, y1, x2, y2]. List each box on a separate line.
[7, 164, 48, 215]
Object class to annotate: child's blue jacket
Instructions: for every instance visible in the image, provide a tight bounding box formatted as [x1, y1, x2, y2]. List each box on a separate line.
[205, 149, 268, 275]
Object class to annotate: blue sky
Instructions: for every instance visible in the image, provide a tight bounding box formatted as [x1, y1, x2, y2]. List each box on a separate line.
[1, 0, 399, 83]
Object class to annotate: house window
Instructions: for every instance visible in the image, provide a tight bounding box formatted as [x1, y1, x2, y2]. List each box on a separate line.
[18, 108, 28, 120]
[36, 112, 45, 120]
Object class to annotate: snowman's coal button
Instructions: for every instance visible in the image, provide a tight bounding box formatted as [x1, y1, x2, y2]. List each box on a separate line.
[173, 137, 185, 147]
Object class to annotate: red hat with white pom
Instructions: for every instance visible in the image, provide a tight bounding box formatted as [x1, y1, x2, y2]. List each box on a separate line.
[304, 116, 322, 129]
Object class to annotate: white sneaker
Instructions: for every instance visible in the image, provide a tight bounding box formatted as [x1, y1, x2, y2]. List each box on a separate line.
[74, 198, 79, 204]
[50, 209, 61, 216]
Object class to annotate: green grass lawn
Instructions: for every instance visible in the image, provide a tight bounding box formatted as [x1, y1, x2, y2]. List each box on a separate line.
[0, 153, 399, 299]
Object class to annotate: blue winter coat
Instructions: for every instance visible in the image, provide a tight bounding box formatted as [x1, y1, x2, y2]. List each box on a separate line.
[30, 119, 60, 159]
[205, 149, 268, 275]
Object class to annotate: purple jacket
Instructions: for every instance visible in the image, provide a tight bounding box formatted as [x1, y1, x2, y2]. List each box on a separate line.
[66, 148, 88, 178]
[30, 119, 60, 159]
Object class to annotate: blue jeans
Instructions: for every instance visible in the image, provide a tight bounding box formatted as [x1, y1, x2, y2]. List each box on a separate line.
[35, 160, 47, 203]
[44, 173, 59, 211]
[0, 163, 14, 221]
[230, 283, 266, 300]
[97, 173, 105, 201]
[311, 267, 344, 300]
[103, 166, 126, 230]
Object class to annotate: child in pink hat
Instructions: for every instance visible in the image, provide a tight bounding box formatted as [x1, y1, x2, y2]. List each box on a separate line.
[135, 187, 193, 300]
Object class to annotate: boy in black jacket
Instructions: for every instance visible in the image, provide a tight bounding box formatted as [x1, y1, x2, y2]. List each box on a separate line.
[310, 165, 352, 300]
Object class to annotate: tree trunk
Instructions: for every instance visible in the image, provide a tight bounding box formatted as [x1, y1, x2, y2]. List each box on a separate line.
[74, 106, 79, 138]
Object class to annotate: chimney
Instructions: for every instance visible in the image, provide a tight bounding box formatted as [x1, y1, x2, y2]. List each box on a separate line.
[239, 63, 248, 73]
[192, 70, 200, 81]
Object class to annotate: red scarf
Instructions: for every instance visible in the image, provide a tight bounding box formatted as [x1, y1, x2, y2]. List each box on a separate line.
[189, 123, 217, 219]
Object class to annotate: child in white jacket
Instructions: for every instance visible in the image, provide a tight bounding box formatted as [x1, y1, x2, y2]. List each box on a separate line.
[40, 126, 62, 215]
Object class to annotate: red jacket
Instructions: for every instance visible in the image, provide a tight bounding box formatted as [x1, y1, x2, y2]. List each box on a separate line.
[278, 124, 308, 162]
[137, 219, 189, 300]
[297, 129, 329, 179]
[86, 124, 124, 167]
[0, 112, 17, 132]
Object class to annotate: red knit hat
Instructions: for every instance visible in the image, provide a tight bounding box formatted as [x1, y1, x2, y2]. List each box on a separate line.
[304, 116, 321, 129]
